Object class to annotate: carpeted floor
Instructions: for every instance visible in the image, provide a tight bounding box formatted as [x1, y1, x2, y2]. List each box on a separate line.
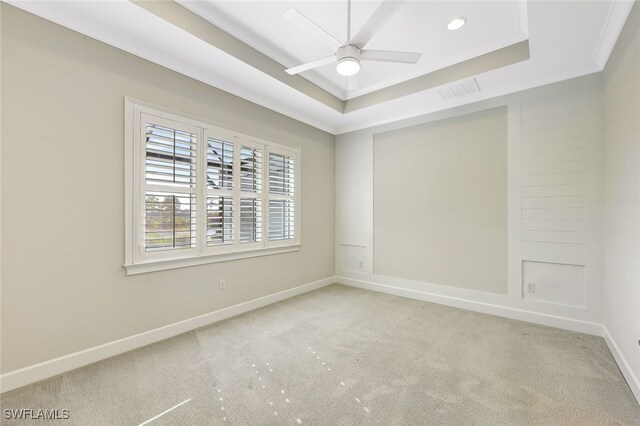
[2, 284, 639, 425]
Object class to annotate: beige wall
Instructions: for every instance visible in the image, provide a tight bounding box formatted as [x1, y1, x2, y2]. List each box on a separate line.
[0, 5, 335, 373]
[602, 3, 640, 396]
[373, 107, 508, 294]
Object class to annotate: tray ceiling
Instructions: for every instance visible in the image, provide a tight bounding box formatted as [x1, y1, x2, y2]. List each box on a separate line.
[7, 0, 635, 134]
[184, 1, 528, 100]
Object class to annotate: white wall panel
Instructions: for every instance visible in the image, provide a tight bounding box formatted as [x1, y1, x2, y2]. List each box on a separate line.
[520, 78, 595, 274]
[335, 130, 374, 276]
[373, 107, 508, 294]
[602, 2, 640, 400]
[522, 261, 586, 308]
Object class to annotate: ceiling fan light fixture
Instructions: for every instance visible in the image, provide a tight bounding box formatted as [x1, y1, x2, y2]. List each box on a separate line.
[336, 57, 361, 76]
[283, 2, 421, 77]
[447, 16, 467, 31]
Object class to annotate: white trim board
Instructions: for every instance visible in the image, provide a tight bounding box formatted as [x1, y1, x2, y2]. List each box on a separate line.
[336, 276, 603, 336]
[0, 277, 335, 393]
[602, 326, 640, 404]
[591, 0, 636, 69]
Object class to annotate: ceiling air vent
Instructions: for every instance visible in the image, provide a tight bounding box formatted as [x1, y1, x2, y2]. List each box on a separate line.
[438, 78, 481, 100]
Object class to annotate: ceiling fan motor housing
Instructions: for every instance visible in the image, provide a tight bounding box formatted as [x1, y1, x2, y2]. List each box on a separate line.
[336, 44, 361, 62]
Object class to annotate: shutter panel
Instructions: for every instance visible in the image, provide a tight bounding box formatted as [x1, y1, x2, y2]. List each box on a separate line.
[145, 124, 197, 187]
[207, 196, 233, 246]
[207, 138, 234, 190]
[239, 146, 263, 244]
[268, 152, 295, 241]
[240, 146, 263, 192]
[145, 192, 197, 251]
[268, 199, 294, 240]
[240, 198, 262, 243]
[268, 153, 294, 196]
[144, 122, 197, 252]
[206, 136, 235, 247]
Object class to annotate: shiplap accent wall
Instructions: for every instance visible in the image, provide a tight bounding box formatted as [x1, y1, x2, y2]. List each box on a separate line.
[520, 79, 603, 309]
[521, 84, 589, 264]
[335, 75, 604, 332]
[335, 131, 373, 275]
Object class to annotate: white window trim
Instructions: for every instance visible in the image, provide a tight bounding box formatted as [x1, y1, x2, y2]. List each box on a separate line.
[124, 98, 301, 275]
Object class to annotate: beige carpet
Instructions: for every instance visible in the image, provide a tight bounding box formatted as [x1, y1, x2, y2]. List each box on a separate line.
[2, 284, 639, 425]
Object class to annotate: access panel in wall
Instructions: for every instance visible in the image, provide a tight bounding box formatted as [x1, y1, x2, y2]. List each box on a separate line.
[522, 261, 586, 308]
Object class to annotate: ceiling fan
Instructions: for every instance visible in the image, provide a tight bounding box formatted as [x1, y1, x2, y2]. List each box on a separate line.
[284, 0, 422, 79]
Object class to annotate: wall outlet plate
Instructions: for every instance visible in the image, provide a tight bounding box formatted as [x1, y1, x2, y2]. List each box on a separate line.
[526, 282, 536, 293]
[219, 279, 226, 290]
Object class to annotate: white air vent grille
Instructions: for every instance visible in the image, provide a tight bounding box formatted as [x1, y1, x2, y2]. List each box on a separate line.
[438, 78, 481, 100]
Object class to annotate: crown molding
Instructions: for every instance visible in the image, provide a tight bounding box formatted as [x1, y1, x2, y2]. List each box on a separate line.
[592, 0, 635, 70]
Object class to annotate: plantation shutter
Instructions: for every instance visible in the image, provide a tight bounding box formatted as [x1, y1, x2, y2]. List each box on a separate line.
[268, 152, 295, 241]
[127, 101, 301, 271]
[239, 145, 263, 243]
[206, 137, 235, 246]
[143, 122, 198, 252]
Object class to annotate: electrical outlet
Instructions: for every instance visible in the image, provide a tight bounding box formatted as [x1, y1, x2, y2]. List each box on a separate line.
[219, 279, 226, 290]
[526, 282, 536, 293]
[358, 260, 364, 268]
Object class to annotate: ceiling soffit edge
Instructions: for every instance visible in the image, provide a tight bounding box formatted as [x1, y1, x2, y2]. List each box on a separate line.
[344, 40, 530, 113]
[131, 0, 345, 113]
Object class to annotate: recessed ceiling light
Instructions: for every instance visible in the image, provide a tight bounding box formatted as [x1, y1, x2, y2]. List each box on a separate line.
[447, 16, 467, 31]
[336, 57, 361, 76]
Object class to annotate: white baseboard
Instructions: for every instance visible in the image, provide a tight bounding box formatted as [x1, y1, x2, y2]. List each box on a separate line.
[0, 276, 335, 393]
[336, 276, 603, 336]
[602, 325, 640, 404]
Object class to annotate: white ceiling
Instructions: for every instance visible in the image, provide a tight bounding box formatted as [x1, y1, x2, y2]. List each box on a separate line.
[183, 1, 528, 99]
[7, 0, 634, 135]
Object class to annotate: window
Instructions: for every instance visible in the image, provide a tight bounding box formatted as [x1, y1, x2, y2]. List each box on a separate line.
[124, 99, 300, 274]
[268, 153, 295, 241]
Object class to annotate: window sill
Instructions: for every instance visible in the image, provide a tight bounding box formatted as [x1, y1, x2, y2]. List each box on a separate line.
[124, 244, 301, 276]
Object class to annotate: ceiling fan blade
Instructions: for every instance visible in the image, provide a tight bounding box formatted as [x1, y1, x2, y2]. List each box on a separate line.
[349, 0, 405, 48]
[284, 8, 343, 51]
[348, 75, 359, 91]
[361, 49, 422, 64]
[285, 56, 335, 75]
